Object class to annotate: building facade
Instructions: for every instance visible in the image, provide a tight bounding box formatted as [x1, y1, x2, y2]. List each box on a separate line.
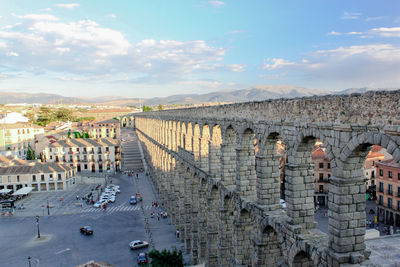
[80, 118, 120, 139]
[43, 138, 120, 173]
[0, 123, 45, 159]
[376, 160, 400, 227]
[0, 156, 75, 192]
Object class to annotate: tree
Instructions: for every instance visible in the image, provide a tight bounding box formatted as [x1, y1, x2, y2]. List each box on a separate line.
[148, 248, 183, 267]
[26, 146, 36, 160]
[158, 104, 164, 111]
[142, 106, 153, 112]
[55, 108, 75, 121]
[25, 111, 36, 123]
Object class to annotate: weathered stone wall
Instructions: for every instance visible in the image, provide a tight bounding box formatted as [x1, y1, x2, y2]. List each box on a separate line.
[133, 90, 400, 126]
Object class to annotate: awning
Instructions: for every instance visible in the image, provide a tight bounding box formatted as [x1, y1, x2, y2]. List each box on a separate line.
[12, 187, 33, 196]
[0, 189, 12, 194]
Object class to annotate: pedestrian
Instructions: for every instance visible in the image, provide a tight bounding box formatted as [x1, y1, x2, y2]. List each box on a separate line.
[76, 195, 79, 200]
[157, 214, 160, 221]
[136, 173, 139, 179]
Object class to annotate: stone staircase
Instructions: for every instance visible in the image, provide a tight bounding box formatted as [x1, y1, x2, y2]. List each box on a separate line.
[121, 133, 143, 172]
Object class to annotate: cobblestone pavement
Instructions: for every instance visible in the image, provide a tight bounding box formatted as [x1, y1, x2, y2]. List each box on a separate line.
[366, 235, 400, 267]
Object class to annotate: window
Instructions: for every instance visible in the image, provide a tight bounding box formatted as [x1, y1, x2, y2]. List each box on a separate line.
[319, 163, 324, 169]
[106, 147, 109, 152]
[319, 185, 324, 192]
[84, 164, 88, 169]
[41, 175, 45, 181]
[398, 173, 400, 180]
[379, 182, 384, 193]
[318, 173, 324, 181]
[371, 170, 375, 178]
[58, 174, 62, 180]
[77, 148, 80, 152]
[389, 171, 393, 178]
[8, 176, 11, 183]
[50, 155, 53, 160]
[398, 186, 400, 197]
[328, 174, 331, 178]
[398, 201, 400, 211]
[327, 163, 331, 169]
[379, 195, 383, 205]
[17, 176, 20, 182]
[388, 184, 393, 195]
[379, 169, 383, 176]
[50, 148, 52, 152]
[388, 198, 393, 209]
[32, 175, 36, 182]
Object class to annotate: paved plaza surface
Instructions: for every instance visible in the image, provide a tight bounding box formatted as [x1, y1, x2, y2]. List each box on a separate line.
[0, 130, 185, 267]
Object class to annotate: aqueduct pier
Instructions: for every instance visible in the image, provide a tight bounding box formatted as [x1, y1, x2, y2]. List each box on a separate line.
[121, 90, 400, 266]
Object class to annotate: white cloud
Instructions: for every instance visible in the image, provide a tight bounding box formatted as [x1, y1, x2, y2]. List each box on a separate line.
[341, 11, 361, 20]
[16, 14, 59, 21]
[56, 3, 80, 9]
[327, 31, 342, 36]
[347, 31, 363, 35]
[262, 44, 400, 88]
[106, 14, 116, 19]
[226, 64, 246, 72]
[208, 0, 226, 7]
[263, 58, 296, 70]
[369, 27, 400, 38]
[6, 51, 19, 57]
[0, 13, 238, 82]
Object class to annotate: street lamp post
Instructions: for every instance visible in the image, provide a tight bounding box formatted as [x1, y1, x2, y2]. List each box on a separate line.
[36, 215, 40, 239]
[47, 200, 50, 216]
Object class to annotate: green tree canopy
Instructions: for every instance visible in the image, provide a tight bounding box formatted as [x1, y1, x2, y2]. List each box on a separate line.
[26, 146, 36, 160]
[158, 104, 163, 111]
[55, 108, 74, 121]
[148, 248, 183, 267]
[142, 106, 153, 112]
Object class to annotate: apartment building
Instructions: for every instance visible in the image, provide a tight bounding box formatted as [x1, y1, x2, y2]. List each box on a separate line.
[80, 118, 120, 139]
[0, 156, 75, 192]
[0, 123, 45, 159]
[376, 160, 400, 227]
[43, 138, 120, 173]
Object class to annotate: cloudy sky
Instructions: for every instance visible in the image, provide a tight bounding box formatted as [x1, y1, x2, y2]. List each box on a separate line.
[0, 0, 399, 98]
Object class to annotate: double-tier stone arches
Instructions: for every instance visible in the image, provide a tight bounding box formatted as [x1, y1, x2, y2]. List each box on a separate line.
[134, 111, 400, 266]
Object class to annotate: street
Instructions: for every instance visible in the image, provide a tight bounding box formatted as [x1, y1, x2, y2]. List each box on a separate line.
[0, 135, 184, 267]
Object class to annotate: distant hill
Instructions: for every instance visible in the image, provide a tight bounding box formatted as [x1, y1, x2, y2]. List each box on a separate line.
[0, 85, 396, 106]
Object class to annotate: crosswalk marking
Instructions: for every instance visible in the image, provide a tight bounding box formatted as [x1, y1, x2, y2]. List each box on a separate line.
[79, 204, 151, 214]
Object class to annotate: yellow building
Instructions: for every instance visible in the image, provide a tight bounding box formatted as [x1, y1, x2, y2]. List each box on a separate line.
[0, 123, 45, 159]
[0, 156, 75, 192]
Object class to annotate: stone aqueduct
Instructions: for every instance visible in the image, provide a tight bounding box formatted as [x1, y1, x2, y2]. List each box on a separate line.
[120, 91, 400, 267]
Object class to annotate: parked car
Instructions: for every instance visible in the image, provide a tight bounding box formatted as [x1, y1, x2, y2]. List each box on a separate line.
[94, 199, 107, 208]
[129, 240, 149, 250]
[130, 196, 137, 205]
[108, 196, 116, 203]
[80, 226, 93, 235]
[137, 252, 148, 265]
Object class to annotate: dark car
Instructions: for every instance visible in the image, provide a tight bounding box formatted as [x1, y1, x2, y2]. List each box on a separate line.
[80, 226, 93, 235]
[130, 196, 137, 205]
[137, 252, 148, 265]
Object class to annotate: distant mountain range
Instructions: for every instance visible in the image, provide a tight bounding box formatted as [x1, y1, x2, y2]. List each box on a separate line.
[0, 86, 397, 106]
